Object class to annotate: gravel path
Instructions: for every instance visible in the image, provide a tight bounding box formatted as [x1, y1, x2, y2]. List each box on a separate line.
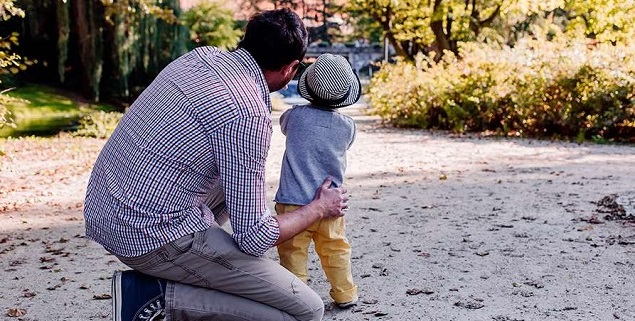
[1, 104, 634, 320]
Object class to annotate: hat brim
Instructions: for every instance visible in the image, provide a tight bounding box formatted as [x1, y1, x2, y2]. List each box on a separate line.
[297, 62, 361, 108]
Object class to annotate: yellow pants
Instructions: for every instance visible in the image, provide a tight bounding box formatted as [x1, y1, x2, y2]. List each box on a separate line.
[275, 203, 358, 304]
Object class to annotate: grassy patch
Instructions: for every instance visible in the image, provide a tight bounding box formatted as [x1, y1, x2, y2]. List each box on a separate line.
[0, 84, 117, 138]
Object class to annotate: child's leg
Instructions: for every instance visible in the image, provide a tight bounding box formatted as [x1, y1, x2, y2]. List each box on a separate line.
[313, 217, 358, 304]
[275, 203, 315, 283]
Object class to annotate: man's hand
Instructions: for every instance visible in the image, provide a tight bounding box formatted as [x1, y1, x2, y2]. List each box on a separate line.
[312, 177, 349, 219]
[273, 176, 349, 245]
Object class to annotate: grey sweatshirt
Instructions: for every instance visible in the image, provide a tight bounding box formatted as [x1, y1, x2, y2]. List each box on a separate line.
[274, 104, 356, 206]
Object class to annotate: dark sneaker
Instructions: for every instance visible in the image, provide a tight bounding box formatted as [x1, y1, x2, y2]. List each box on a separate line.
[112, 270, 167, 321]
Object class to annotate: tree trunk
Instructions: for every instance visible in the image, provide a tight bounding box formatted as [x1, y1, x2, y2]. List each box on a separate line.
[430, 0, 452, 59]
[14, 0, 187, 104]
[70, 0, 103, 101]
[56, 0, 70, 83]
[372, 5, 410, 59]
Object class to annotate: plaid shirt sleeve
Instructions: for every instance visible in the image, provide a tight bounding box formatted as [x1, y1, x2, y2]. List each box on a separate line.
[212, 116, 279, 256]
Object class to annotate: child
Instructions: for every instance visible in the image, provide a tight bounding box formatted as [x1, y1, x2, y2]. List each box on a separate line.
[274, 53, 360, 308]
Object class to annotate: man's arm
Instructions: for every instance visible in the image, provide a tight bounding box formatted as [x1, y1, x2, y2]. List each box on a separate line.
[274, 177, 348, 245]
[212, 116, 279, 256]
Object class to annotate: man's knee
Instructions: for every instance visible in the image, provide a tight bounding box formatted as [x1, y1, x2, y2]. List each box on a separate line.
[299, 288, 324, 321]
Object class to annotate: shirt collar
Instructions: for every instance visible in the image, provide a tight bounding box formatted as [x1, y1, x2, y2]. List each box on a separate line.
[231, 48, 271, 112]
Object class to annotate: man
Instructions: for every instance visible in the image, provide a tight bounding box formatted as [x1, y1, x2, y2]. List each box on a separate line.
[84, 8, 348, 321]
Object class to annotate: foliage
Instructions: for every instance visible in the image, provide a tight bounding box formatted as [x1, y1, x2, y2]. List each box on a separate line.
[349, 0, 635, 60]
[0, 88, 19, 129]
[101, 0, 178, 25]
[368, 36, 635, 142]
[237, 0, 348, 44]
[563, 0, 635, 44]
[182, 0, 242, 50]
[72, 110, 123, 138]
[0, 0, 33, 129]
[0, 0, 23, 21]
[0, 84, 116, 138]
[0, 1, 36, 78]
[6, 0, 186, 104]
[348, 0, 515, 59]
[99, 0, 186, 101]
[340, 9, 383, 43]
[0, 32, 25, 77]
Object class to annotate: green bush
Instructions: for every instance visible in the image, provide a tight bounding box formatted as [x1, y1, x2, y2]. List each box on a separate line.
[368, 37, 635, 142]
[72, 111, 123, 139]
[0, 93, 17, 129]
[182, 0, 242, 50]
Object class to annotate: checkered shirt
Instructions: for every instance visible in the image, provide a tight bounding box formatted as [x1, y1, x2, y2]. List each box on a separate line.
[83, 47, 279, 257]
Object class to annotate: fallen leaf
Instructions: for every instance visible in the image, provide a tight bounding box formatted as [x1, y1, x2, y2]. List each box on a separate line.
[454, 300, 484, 309]
[406, 288, 434, 295]
[21, 290, 36, 298]
[6, 308, 27, 317]
[93, 293, 112, 300]
[46, 283, 62, 290]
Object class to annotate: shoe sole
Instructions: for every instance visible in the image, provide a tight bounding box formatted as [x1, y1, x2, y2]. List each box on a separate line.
[113, 270, 123, 321]
[337, 303, 357, 309]
[336, 298, 359, 309]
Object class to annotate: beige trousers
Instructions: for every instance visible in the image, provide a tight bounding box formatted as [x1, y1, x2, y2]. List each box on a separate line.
[117, 225, 324, 321]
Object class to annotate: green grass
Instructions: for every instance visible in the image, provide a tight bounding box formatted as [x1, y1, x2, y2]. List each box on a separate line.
[0, 84, 117, 138]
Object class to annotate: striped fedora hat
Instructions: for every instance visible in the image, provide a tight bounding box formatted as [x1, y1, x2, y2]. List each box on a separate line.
[297, 53, 361, 108]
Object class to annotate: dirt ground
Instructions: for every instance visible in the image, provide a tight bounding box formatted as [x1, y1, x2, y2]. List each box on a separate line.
[1, 104, 634, 321]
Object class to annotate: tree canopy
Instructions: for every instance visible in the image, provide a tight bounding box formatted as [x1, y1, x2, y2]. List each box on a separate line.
[181, 0, 242, 50]
[1, 0, 30, 128]
[347, 0, 635, 60]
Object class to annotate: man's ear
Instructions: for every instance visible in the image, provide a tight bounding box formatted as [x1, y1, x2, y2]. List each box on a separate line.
[283, 60, 300, 77]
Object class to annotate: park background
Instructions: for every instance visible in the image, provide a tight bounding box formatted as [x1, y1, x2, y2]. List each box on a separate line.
[1, 0, 634, 142]
[1, 1, 635, 320]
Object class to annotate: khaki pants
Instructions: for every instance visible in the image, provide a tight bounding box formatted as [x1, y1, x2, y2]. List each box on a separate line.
[117, 224, 324, 321]
[275, 203, 358, 304]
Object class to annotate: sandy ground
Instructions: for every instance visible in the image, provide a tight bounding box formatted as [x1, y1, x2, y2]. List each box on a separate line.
[1, 104, 634, 321]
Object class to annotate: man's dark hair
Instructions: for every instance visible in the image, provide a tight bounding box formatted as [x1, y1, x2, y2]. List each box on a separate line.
[238, 8, 308, 71]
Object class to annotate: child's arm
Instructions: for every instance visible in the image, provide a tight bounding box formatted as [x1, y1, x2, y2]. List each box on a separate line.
[347, 118, 357, 150]
[279, 108, 292, 135]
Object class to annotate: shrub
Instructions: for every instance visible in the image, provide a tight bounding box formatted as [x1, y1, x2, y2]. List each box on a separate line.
[181, 0, 242, 50]
[0, 88, 23, 129]
[368, 37, 635, 142]
[72, 110, 123, 139]
[0, 98, 15, 129]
